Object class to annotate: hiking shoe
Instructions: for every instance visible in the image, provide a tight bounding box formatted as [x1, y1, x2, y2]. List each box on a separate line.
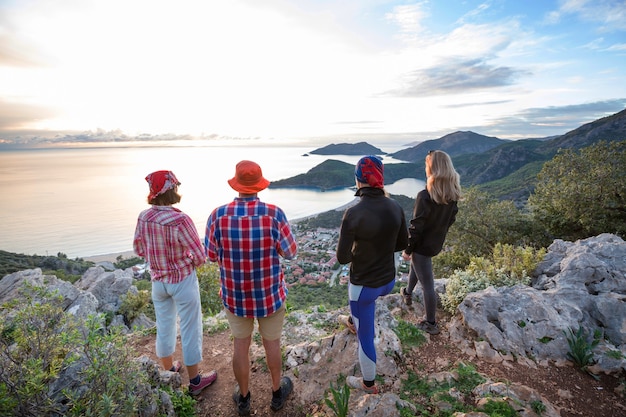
[188, 370, 217, 396]
[232, 386, 251, 416]
[170, 360, 182, 373]
[346, 376, 379, 394]
[400, 287, 412, 306]
[270, 376, 293, 411]
[417, 320, 440, 335]
[338, 315, 356, 334]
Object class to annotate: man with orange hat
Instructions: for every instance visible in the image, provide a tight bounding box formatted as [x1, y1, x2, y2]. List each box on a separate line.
[204, 160, 297, 416]
[133, 170, 217, 396]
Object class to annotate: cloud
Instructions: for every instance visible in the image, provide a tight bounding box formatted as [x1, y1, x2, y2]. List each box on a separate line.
[467, 99, 626, 138]
[385, 3, 429, 42]
[0, 35, 45, 67]
[382, 58, 525, 97]
[0, 99, 59, 132]
[547, 0, 626, 31]
[605, 43, 626, 52]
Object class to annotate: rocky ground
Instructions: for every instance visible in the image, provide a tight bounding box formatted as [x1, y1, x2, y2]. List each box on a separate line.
[131, 303, 625, 417]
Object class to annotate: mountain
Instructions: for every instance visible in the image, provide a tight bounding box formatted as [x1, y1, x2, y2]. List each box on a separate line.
[388, 131, 508, 162]
[454, 108, 626, 198]
[453, 139, 548, 186]
[270, 160, 357, 190]
[270, 159, 423, 190]
[537, 108, 626, 155]
[271, 109, 626, 200]
[309, 141, 385, 155]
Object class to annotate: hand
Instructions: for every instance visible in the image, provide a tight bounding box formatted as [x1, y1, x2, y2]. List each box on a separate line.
[402, 252, 410, 261]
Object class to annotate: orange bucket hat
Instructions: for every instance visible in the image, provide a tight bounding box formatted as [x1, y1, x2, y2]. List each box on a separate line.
[228, 160, 270, 193]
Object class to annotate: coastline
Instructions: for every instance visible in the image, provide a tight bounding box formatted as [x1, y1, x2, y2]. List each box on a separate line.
[84, 250, 136, 263]
[83, 198, 360, 264]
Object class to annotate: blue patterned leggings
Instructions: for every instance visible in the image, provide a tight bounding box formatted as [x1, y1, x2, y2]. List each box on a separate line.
[348, 279, 395, 382]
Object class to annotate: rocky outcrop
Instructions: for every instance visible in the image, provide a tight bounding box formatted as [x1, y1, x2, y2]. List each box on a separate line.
[455, 233, 626, 373]
[1, 233, 624, 415]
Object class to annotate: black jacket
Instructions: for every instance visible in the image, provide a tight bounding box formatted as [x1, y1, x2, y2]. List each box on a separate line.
[336, 187, 408, 287]
[406, 189, 458, 257]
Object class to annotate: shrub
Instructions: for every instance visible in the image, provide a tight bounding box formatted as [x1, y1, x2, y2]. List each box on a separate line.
[0, 285, 79, 416]
[481, 399, 518, 417]
[114, 255, 145, 270]
[441, 244, 545, 314]
[530, 140, 626, 240]
[196, 263, 224, 315]
[0, 284, 160, 417]
[63, 315, 159, 417]
[118, 289, 152, 325]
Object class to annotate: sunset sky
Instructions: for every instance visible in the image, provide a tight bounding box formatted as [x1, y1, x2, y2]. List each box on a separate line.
[1, 0, 625, 145]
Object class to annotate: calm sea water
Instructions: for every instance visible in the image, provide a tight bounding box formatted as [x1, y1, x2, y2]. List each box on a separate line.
[0, 143, 424, 258]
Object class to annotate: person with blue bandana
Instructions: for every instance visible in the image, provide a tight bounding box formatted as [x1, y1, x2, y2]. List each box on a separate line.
[336, 155, 408, 394]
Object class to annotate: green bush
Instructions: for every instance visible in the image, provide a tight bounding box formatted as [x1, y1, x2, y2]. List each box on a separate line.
[0, 284, 161, 417]
[114, 255, 145, 270]
[441, 244, 546, 314]
[118, 289, 152, 325]
[63, 315, 159, 417]
[481, 399, 518, 417]
[529, 140, 626, 240]
[197, 263, 224, 315]
[0, 285, 79, 416]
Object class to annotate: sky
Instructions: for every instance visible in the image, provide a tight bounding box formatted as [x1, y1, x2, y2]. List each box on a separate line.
[1, 0, 625, 146]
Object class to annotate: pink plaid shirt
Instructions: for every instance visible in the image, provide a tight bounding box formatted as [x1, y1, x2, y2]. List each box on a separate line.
[133, 205, 205, 283]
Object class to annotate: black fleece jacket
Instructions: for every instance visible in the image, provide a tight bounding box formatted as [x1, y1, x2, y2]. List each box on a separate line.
[336, 187, 408, 287]
[405, 189, 458, 257]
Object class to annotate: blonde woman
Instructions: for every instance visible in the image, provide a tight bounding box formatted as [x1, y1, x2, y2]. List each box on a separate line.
[401, 150, 462, 335]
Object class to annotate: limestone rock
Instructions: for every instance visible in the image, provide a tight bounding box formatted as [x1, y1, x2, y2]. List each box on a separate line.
[457, 234, 626, 373]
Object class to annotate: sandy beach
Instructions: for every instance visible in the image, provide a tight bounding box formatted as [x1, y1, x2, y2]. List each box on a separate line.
[84, 250, 136, 263]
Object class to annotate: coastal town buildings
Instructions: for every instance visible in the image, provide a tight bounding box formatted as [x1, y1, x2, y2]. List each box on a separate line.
[282, 226, 409, 288]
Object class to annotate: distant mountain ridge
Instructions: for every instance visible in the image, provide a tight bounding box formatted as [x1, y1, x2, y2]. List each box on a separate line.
[536, 108, 626, 154]
[270, 108, 626, 201]
[388, 131, 508, 162]
[309, 141, 384, 155]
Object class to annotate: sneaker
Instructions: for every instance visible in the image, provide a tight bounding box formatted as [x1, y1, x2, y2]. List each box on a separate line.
[338, 315, 356, 334]
[188, 370, 217, 396]
[400, 287, 412, 306]
[270, 376, 293, 411]
[232, 386, 251, 416]
[170, 360, 182, 373]
[417, 320, 440, 335]
[346, 376, 379, 394]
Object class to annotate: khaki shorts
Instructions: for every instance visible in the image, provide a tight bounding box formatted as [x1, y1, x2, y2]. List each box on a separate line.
[225, 305, 285, 341]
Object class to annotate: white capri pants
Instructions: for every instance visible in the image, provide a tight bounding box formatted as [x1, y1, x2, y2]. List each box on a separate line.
[152, 270, 203, 366]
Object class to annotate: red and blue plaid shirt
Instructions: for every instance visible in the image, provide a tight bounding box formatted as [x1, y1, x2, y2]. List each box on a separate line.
[133, 205, 206, 284]
[205, 196, 298, 318]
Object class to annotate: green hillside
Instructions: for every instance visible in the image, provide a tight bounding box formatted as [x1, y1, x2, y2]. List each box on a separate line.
[271, 108, 626, 202]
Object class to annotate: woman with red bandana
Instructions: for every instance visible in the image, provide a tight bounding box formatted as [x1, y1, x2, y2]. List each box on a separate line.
[133, 170, 217, 396]
[336, 156, 408, 394]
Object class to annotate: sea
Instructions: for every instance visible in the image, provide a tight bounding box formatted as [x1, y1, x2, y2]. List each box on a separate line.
[0, 142, 425, 258]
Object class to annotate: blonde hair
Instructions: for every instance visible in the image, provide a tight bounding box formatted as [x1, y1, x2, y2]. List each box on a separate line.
[425, 150, 462, 204]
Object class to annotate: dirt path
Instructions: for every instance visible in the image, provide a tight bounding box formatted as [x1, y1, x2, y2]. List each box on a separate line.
[131, 306, 626, 417]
